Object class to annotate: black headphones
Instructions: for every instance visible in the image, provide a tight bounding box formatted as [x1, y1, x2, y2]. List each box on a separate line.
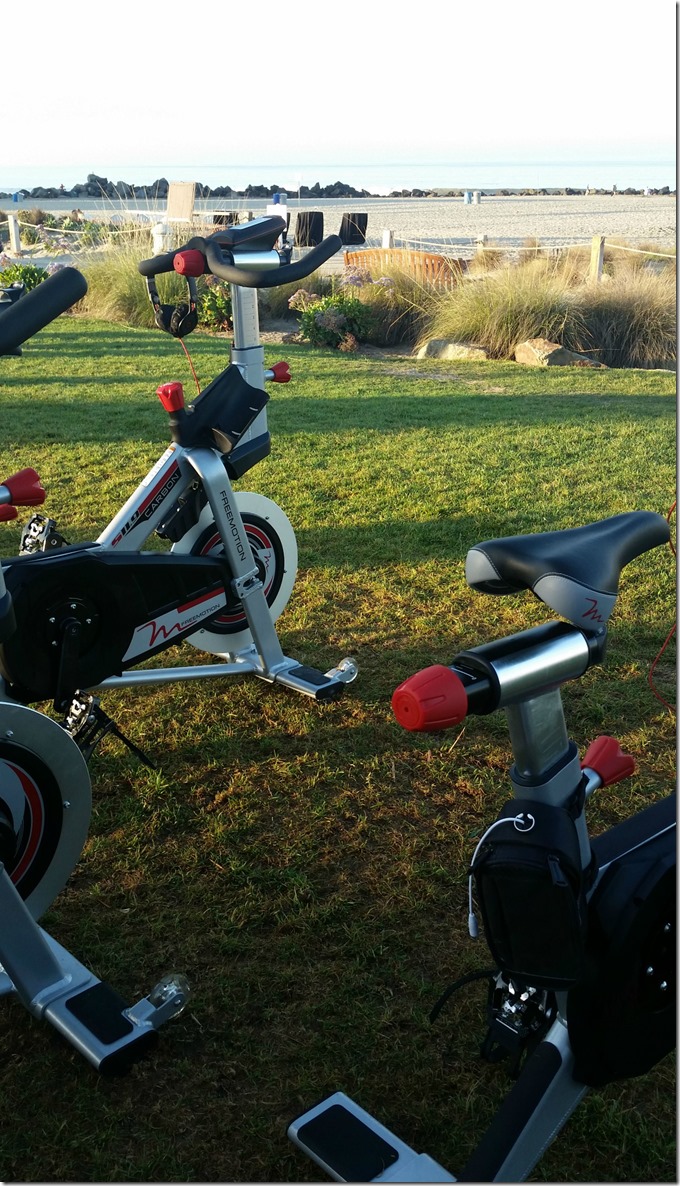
[146, 274, 199, 338]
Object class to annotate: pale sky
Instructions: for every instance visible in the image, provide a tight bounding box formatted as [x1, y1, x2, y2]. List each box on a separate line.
[6, 0, 676, 175]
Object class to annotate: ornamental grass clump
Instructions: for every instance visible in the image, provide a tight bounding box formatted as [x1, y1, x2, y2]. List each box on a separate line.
[80, 231, 184, 327]
[418, 265, 578, 359]
[572, 269, 676, 368]
[339, 264, 433, 346]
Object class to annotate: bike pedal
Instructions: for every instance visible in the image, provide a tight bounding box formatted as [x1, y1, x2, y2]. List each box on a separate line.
[65, 694, 157, 769]
[288, 1092, 455, 1182]
[20, 513, 69, 554]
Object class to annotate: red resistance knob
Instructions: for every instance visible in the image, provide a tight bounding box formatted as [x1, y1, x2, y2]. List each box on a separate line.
[174, 250, 206, 278]
[269, 361, 291, 383]
[392, 664, 469, 732]
[0, 506, 18, 521]
[581, 735, 636, 786]
[157, 382, 185, 413]
[0, 467, 45, 507]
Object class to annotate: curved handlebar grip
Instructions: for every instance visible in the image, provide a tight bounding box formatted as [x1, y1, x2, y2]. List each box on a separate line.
[392, 665, 469, 732]
[0, 267, 88, 355]
[204, 235, 342, 288]
[138, 248, 182, 277]
[138, 236, 212, 277]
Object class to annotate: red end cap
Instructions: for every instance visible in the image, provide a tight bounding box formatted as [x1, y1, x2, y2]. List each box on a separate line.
[270, 361, 291, 383]
[0, 505, 18, 521]
[157, 382, 185, 413]
[174, 250, 205, 278]
[582, 735, 636, 786]
[2, 467, 45, 506]
[392, 664, 468, 732]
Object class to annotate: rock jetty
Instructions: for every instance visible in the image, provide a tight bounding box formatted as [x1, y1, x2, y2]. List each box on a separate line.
[0, 173, 673, 202]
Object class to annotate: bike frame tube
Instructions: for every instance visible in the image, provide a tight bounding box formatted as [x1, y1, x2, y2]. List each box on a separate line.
[96, 443, 197, 551]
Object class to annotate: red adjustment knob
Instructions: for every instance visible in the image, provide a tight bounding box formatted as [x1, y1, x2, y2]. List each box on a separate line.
[157, 382, 185, 413]
[174, 250, 205, 277]
[392, 664, 468, 732]
[581, 735, 636, 786]
[0, 506, 18, 521]
[269, 361, 291, 383]
[1, 467, 45, 506]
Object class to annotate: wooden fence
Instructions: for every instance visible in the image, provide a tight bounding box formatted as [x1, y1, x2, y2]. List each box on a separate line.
[343, 247, 466, 289]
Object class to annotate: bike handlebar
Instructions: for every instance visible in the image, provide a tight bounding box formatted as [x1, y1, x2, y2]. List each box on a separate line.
[138, 234, 342, 288]
[0, 267, 88, 355]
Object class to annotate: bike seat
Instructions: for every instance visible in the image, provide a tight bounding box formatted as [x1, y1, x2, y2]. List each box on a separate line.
[465, 511, 670, 627]
[208, 216, 284, 252]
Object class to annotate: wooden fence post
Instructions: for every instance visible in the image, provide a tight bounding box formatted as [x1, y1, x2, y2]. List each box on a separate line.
[589, 234, 605, 283]
[7, 213, 22, 256]
[382, 228, 394, 248]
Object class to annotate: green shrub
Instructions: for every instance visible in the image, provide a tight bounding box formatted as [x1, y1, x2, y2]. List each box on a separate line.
[197, 276, 232, 331]
[0, 262, 48, 290]
[19, 224, 42, 246]
[297, 293, 375, 349]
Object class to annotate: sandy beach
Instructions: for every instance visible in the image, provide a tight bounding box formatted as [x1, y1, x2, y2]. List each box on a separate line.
[275, 193, 676, 255]
[9, 192, 676, 255]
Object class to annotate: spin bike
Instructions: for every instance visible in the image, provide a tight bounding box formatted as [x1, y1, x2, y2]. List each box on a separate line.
[0, 217, 356, 766]
[0, 271, 192, 1072]
[0, 457, 190, 1073]
[289, 511, 675, 1182]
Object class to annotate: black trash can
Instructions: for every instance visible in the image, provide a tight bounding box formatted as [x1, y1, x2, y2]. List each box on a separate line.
[339, 213, 367, 245]
[295, 211, 324, 247]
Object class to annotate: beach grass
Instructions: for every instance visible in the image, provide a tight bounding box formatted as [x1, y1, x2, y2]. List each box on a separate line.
[0, 318, 675, 1183]
[72, 229, 677, 364]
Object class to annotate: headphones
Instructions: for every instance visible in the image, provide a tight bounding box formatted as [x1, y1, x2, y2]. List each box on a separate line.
[146, 274, 199, 338]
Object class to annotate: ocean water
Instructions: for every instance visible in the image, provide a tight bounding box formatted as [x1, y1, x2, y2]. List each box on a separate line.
[0, 159, 674, 197]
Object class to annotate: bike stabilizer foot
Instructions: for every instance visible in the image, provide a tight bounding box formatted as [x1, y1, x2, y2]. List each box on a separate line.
[288, 1092, 456, 1182]
[0, 867, 189, 1074]
[271, 657, 359, 702]
[26, 936, 189, 1074]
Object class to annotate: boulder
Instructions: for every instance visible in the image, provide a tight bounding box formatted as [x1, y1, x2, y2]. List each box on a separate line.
[514, 338, 606, 368]
[416, 339, 489, 361]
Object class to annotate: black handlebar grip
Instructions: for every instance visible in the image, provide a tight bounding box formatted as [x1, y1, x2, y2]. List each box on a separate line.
[204, 235, 343, 288]
[0, 267, 88, 355]
[138, 248, 181, 277]
[138, 236, 211, 278]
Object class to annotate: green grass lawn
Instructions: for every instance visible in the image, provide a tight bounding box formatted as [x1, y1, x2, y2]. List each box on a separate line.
[0, 318, 675, 1182]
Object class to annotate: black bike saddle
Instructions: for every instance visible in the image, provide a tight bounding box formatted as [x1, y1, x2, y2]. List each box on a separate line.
[465, 511, 670, 627]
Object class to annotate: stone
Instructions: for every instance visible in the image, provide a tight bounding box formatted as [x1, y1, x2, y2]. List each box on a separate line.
[514, 338, 606, 368]
[416, 339, 489, 361]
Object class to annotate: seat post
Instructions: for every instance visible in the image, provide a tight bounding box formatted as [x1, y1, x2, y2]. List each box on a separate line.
[505, 690, 571, 785]
[504, 690, 591, 867]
